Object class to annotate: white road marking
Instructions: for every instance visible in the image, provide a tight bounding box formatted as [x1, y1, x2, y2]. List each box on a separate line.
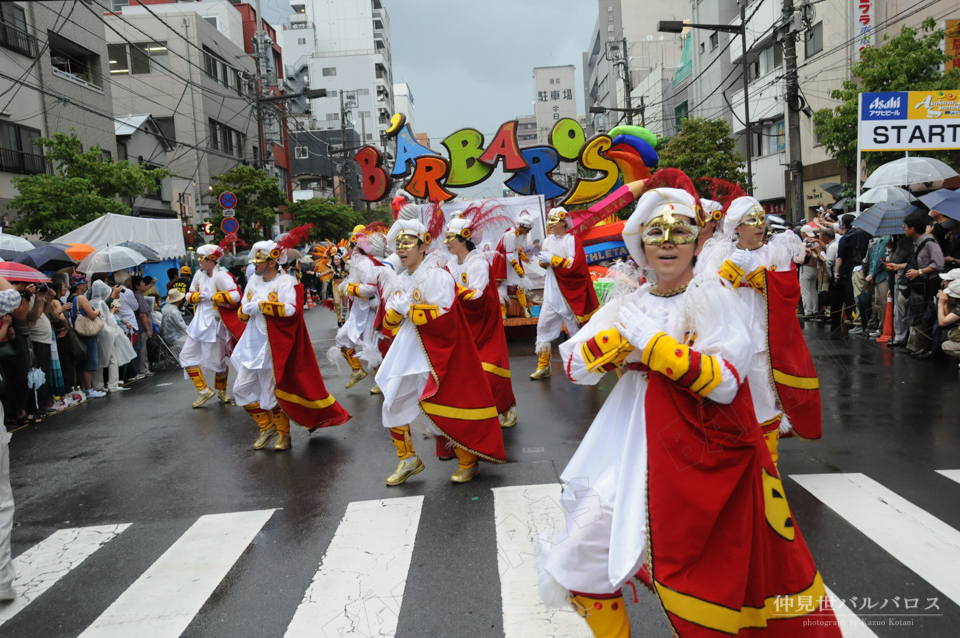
[792, 473, 960, 606]
[825, 587, 879, 637]
[0, 524, 130, 627]
[935, 469, 960, 486]
[284, 496, 423, 638]
[493, 484, 590, 638]
[78, 509, 276, 638]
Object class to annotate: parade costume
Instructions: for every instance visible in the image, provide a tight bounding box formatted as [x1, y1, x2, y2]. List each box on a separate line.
[538, 187, 839, 638]
[322, 245, 349, 327]
[334, 225, 384, 389]
[706, 197, 822, 465]
[492, 209, 535, 318]
[375, 219, 506, 485]
[444, 203, 518, 427]
[234, 235, 350, 451]
[179, 241, 244, 408]
[530, 207, 600, 379]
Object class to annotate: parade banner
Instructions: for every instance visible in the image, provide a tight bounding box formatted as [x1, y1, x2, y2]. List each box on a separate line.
[858, 91, 960, 152]
[354, 113, 660, 208]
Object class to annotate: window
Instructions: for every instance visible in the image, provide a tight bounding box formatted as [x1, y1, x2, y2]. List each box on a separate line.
[203, 16, 218, 29]
[49, 32, 102, 88]
[117, 142, 127, 161]
[295, 146, 308, 159]
[607, 25, 615, 32]
[373, 19, 384, 30]
[154, 116, 176, 143]
[108, 44, 128, 74]
[700, 41, 705, 54]
[805, 21, 823, 57]
[0, 123, 44, 174]
[549, 78, 554, 85]
[297, 38, 306, 45]
[0, 3, 34, 58]
[358, 88, 369, 96]
[359, 111, 371, 119]
[322, 67, 336, 76]
[1, 4, 26, 32]
[365, 133, 373, 140]
[710, 32, 718, 50]
[326, 113, 339, 121]
[764, 121, 785, 155]
[208, 119, 244, 158]
[203, 46, 241, 93]
[302, 75, 309, 85]
[131, 42, 168, 74]
[292, 4, 305, 12]
[674, 100, 689, 132]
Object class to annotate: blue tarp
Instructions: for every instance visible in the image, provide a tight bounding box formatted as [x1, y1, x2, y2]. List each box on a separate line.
[585, 240, 628, 264]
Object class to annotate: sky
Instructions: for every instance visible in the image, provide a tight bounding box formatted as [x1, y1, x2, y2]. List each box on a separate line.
[263, 0, 598, 199]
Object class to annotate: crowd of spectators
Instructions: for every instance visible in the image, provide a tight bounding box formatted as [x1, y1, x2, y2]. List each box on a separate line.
[795, 204, 960, 368]
[0, 268, 191, 428]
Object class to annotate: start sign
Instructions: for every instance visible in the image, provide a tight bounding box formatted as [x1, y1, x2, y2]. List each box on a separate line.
[859, 91, 960, 152]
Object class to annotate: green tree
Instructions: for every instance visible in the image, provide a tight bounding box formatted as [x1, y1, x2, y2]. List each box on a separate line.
[814, 19, 960, 171]
[656, 118, 748, 188]
[9, 131, 172, 239]
[208, 165, 287, 243]
[286, 197, 359, 241]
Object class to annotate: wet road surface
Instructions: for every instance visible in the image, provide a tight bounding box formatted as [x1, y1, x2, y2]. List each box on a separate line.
[3, 310, 960, 637]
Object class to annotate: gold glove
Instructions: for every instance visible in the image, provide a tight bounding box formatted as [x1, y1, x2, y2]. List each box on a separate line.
[259, 301, 287, 318]
[641, 333, 723, 397]
[410, 304, 440, 325]
[581, 327, 635, 374]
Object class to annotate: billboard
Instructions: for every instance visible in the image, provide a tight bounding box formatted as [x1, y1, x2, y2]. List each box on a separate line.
[858, 91, 960, 151]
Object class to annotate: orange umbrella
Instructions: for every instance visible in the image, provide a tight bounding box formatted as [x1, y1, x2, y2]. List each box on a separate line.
[65, 243, 95, 261]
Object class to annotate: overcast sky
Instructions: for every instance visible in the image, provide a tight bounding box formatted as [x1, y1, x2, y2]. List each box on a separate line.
[264, 0, 598, 198]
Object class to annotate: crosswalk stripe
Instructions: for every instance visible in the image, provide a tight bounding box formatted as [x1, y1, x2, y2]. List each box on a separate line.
[0, 524, 130, 627]
[792, 473, 960, 606]
[284, 496, 423, 638]
[493, 484, 591, 638]
[935, 469, 960, 486]
[825, 587, 879, 637]
[78, 509, 276, 638]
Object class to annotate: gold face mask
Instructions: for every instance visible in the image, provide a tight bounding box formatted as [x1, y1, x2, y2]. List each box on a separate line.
[396, 232, 419, 251]
[443, 231, 457, 245]
[641, 211, 700, 246]
[251, 251, 269, 264]
[740, 206, 766, 228]
[197, 255, 216, 262]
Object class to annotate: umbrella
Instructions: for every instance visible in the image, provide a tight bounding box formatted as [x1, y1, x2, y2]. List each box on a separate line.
[863, 157, 959, 189]
[926, 196, 960, 222]
[858, 186, 917, 205]
[851, 202, 919, 236]
[77, 246, 146, 273]
[117, 241, 162, 263]
[222, 250, 250, 268]
[64, 243, 96, 261]
[819, 182, 845, 197]
[917, 188, 960, 211]
[13, 245, 76, 271]
[0, 233, 36, 261]
[285, 248, 305, 260]
[0, 262, 51, 283]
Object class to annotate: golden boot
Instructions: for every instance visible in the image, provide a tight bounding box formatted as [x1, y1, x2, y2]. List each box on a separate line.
[499, 404, 517, 428]
[246, 403, 277, 450]
[451, 447, 480, 483]
[571, 593, 631, 638]
[272, 406, 291, 451]
[517, 288, 531, 318]
[187, 367, 215, 408]
[386, 425, 424, 486]
[370, 369, 381, 395]
[530, 348, 551, 380]
[342, 348, 367, 389]
[214, 371, 231, 403]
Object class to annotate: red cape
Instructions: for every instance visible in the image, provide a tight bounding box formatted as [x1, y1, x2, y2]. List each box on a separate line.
[266, 284, 351, 430]
[373, 270, 394, 358]
[492, 230, 517, 282]
[452, 262, 515, 414]
[553, 235, 599, 324]
[215, 274, 245, 354]
[764, 270, 821, 440]
[642, 372, 839, 636]
[416, 298, 506, 463]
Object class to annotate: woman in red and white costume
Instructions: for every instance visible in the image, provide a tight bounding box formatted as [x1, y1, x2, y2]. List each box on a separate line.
[493, 210, 535, 318]
[537, 185, 839, 638]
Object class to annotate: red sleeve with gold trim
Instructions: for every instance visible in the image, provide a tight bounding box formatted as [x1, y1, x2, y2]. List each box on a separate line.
[216, 272, 246, 342]
[765, 269, 821, 440]
[266, 283, 350, 430]
[414, 297, 506, 463]
[491, 235, 508, 282]
[552, 236, 599, 325]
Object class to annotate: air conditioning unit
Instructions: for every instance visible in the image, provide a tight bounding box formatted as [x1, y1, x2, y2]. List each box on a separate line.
[295, 146, 309, 159]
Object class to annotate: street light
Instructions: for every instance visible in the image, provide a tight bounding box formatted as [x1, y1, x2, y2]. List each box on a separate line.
[658, 13, 754, 195]
[259, 88, 327, 104]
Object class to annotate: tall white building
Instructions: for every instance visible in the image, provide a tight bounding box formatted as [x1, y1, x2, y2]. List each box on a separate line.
[393, 82, 415, 133]
[276, 0, 394, 153]
[534, 66, 578, 144]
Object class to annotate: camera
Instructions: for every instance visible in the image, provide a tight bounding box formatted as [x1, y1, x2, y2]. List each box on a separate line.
[36, 284, 48, 294]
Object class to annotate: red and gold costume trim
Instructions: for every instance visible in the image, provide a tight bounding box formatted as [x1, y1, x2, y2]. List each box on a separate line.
[553, 235, 600, 325]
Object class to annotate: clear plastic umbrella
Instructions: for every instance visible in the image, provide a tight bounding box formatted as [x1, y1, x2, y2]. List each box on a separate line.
[77, 246, 146, 273]
[863, 157, 959, 189]
[858, 186, 918, 205]
[0, 233, 36, 261]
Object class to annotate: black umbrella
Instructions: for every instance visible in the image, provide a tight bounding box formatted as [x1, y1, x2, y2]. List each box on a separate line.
[13, 244, 76, 271]
[820, 182, 844, 197]
[117, 241, 162, 263]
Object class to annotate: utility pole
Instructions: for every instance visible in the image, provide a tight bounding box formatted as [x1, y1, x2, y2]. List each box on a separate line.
[339, 90, 349, 205]
[253, 0, 267, 171]
[783, 0, 805, 223]
[739, 2, 754, 196]
[621, 37, 633, 125]
[361, 111, 370, 222]
[639, 96, 646, 127]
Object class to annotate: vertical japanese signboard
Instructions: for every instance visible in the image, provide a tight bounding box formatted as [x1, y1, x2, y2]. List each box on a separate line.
[853, 0, 875, 63]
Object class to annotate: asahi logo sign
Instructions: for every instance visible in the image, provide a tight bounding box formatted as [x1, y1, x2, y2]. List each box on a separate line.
[859, 91, 960, 151]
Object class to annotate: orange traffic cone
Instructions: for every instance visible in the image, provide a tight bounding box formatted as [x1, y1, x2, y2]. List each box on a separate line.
[876, 292, 894, 344]
[307, 291, 316, 309]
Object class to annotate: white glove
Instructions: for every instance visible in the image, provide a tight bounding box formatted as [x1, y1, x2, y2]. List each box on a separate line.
[199, 291, 213, 302]
[730, 249, 759, 274]
[390, 292, 413, 316]
[616, 303, 664, 352]
[241, 301, 260, 317]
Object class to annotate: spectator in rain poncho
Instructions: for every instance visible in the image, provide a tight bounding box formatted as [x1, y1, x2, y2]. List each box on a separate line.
[161, 288, 188, 356]
[89, 280, 137, 393]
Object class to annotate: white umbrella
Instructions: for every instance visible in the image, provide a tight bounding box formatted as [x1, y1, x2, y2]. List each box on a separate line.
[858, 185, 918, 205]
[863, 157, 959, 189]
[77, 246, 146, 273]
[0, 232, 36, 260]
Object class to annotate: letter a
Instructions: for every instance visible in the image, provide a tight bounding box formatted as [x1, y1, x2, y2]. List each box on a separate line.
[478, 121, 529, 171]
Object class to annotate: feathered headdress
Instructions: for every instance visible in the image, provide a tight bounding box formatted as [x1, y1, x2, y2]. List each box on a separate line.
[391, 189, 419, 221]
[448, 200, 512, 245]
[696, 177, 748, 225]
[277, 223, 314, 253]
[642, 169, 703, 226]
[354, 221, 390, 256]
[213, 232, 239, 261]
[424, 200, 447, 247]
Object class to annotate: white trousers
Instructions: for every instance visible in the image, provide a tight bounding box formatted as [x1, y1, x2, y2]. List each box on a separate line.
[233, 366, 277, 410]
[536, 302, 579, 348]
[799, 265, 819, 316]
[0, 427, 14, 595]
[92, 353, 120, 392]
[179, 336, 227, 373]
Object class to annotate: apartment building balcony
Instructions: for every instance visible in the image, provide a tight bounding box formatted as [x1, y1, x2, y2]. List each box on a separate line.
[0, 23, 37, 58]
[0, 148, 45, 175]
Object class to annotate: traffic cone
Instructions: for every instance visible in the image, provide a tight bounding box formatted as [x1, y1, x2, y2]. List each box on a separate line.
[876, 292, 894, 344]
[307, 291, 316, 309]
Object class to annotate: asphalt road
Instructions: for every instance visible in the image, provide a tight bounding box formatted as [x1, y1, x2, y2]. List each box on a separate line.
[3, 308, 960, 637]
